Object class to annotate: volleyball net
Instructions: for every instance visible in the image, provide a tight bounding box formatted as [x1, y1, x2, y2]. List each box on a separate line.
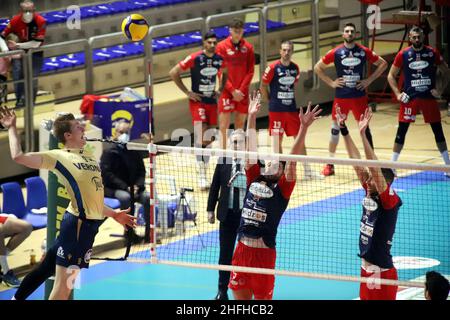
[126, 142, 450, 288]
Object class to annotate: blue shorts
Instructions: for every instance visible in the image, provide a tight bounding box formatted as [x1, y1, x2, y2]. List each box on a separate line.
[54, 212, 103, 269]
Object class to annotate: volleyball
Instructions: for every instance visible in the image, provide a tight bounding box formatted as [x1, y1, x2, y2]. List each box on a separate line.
[121, 14, 149, 41]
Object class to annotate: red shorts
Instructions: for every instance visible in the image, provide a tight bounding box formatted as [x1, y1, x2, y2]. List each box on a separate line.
[189, 101, 217, 126]
[228, 241, 276, 300]
[331, 96, 368, 121]
[399, 98, 440, 123]
[218, 91, 248, 114]
[360, 267, 398, 300]
[269, 111, 300, 137]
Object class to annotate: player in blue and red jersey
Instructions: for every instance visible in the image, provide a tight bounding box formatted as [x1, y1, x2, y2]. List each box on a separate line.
[228, 91, 321, 300]
[261, 40, 320, 180]
[337, 106, 402, 300]
[387, 26, 450, 174]
[0, 0, 46, 108]
[170, 31, 226, 190]
[314, 22, 387, 176]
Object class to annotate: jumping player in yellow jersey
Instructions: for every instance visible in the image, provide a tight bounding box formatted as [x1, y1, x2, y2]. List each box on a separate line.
[0, 106, 136, 300]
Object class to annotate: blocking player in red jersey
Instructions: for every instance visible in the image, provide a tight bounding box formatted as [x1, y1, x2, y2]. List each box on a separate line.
[0, 0, 46, 108]
[261, 40, 321, 180]
[314, 22, 387, 176]
[170, 31, 226, 190]
[337, 106, 402, 300]
[216, 18, 255, 149]
[228, 91, 321, 300]
[387, 26, 450, 175]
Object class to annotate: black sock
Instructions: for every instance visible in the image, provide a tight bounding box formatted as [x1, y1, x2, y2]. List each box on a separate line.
[14, 245, 57, 300]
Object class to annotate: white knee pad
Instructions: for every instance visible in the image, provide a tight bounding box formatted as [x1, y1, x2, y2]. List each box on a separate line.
[330, 123, 340, 145]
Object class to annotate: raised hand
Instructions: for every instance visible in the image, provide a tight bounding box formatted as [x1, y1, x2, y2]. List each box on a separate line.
[0, 106, 17, 129]
[248, 90, 261, 116]
[358, 108, 372, 134]
[299, 101, 322, 128]
[335, 104, 347, 127]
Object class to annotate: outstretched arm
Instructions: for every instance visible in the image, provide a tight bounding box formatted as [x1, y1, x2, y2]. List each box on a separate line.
[285, 103, 322, 181]
[245, 91, 261, 170]
[336, 105, 368, 185]
[359, 109, 387, 194]
[0, 106, 43, 169]
[103, 206, 137, 229]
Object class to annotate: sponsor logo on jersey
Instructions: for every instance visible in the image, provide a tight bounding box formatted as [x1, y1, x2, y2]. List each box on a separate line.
[226, 49, 235, 56]
[408, 60, 429, 70]
[362, 197, 378, 211]
[200, 67, 218, 77]
[91, 176, 103, 191]
[241, 46, 247, 53]
[360, 222, 374, 237]
[249, 182, 274, 199]
[84, 249, 93, 264]
[341, 57, 361, 67]
[278, 76, 295, 86]
[242, 207, 267, 223]
[57, 246, 65, 259]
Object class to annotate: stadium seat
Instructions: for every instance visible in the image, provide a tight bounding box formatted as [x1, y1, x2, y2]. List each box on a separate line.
[24, 176, 47, 213]
[0, 182, 47, 229]
[104, 197, 121, 209]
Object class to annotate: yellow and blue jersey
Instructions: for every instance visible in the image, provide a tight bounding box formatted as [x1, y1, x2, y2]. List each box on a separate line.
[32, 148, 104, 220]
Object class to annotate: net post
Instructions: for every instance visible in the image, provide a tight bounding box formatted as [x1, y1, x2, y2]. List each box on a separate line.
[148, 142, 157, 260]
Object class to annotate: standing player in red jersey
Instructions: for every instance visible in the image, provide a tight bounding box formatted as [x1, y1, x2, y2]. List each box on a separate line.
[261, 40, 321, 180]
[170, 31, 226, 190]
[387, 26, 450, 175]
[314, 22, 387, 176]
[337, 107, 402, 300]
[216, 18, 255, 149]
[0, 0, 46, 108]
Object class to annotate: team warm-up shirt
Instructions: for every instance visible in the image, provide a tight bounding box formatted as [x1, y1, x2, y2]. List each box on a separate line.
[322, 43, 379, 99]
[216, 36, 255, 96]
[237, 164, 296, 248]
[33, 149, 104, 220]
[393, 45, 443, 100]
[179, 50, 225, 104]
[262, 60, 300, 112]
[359, 184, 402, 269]
[1, 14, 46, 44]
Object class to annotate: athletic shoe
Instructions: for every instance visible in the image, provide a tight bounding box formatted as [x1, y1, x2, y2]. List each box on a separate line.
[444, 171, 450, 178]
[2, 270, 21, 288]
[197, 162, 210, 191]
[304, 170, 325, 181]
[321, 164, 335, 177]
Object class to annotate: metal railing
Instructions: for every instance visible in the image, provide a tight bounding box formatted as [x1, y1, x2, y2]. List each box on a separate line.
[144, 17, 206, 100]
[262, 0, 320, 89]
[9, 3, 322, 152]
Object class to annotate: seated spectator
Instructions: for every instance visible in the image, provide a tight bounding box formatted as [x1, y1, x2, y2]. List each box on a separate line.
[0, 33, 21, 104]
[100, 120, 150, 243]
[425, 271, 450, 301]
[0, 213, 33, 287]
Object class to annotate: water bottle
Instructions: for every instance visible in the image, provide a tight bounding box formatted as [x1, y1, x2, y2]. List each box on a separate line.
[41, 238, 47, 261]
[30, 249, 36, 265]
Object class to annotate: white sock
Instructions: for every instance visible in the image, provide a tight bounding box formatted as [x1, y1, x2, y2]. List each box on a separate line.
[11, 296, 16, 300]
[0, 255, 9, 273]
[441, 150, 450, 165]
[329, 152, 336, 158]
[391, 152, 400, 162]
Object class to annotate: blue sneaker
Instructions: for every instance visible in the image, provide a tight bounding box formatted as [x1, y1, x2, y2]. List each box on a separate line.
[3, 270, 21, 287]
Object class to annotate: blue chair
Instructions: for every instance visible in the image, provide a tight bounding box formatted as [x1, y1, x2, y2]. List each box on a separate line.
[104, 197, 121, 209]
[24, 176, 47, 213]
[1, 182, 47, 229]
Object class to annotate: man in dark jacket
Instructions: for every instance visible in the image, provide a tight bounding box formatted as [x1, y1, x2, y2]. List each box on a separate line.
[207, 129, 246, 300]
[100, 120, 150, 242]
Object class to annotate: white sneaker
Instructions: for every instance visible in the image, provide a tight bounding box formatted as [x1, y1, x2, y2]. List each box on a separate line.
[197, 162, 210, 190]
[303, 170, 325, 181]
